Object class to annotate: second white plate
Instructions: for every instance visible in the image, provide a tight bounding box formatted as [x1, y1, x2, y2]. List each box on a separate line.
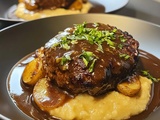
[90, 0, 129, 12]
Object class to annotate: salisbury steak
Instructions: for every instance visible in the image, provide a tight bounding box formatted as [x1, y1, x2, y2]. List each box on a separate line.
[42, 22, 139, 96]
[24, 0, 86, 10]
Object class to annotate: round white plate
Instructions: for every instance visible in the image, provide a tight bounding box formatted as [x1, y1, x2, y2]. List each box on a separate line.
[90, 0, 129, 12]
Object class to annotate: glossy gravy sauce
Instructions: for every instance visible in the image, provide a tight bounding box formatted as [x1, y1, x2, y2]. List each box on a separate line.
[7, 50, 160, 120]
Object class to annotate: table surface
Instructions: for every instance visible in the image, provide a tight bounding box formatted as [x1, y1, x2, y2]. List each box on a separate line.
[113, 0, 160, 25]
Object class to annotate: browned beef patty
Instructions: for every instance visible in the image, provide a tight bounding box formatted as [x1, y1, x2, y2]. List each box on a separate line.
[42, 23, 139, 96]
[24, 0, 82, 10]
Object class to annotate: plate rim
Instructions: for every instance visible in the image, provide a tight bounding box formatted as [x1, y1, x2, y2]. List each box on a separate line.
[1, 13, 160, 33]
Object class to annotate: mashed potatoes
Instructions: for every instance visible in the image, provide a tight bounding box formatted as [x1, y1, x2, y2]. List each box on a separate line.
[49, 76, 152, 120]
[15, 3, 92, 20]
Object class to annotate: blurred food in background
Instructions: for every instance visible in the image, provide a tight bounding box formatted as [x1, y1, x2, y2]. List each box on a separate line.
[15, 0, 92, 20]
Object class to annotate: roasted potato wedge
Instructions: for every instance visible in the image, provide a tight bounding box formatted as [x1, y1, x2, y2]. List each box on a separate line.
[33, 78, 68, 112]
[69, 0, 83, 10]
[18, 0, 23, 2]
[25, 0, 38, 10]
[22, 58, 45, 85]
[117, 75, 141, 97]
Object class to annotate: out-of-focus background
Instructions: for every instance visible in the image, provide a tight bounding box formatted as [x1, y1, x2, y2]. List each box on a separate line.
[113, 0, 160, 25]
[0, 0, 160, 29]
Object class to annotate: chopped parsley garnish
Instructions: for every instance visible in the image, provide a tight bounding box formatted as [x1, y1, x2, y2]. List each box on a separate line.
[79, 50, 98, 73]
[112, 28, 117, 33]
[60, 55, 71, 66]
[120, 35, 127, 42]
[59, 22, 117, 52]
[61, 36, 71, 50]
[56, 51, 72, 70]
[118, 44, 123, 49]
[51, 42, 60, 48]
[89, 59, 97, 73]
[52, 22, 132, 72]
[141, 70, 160, 82]
[119, 53, 130, 60]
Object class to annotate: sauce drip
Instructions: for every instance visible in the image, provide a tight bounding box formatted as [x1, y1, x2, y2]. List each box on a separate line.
[7, 50, 160, 120]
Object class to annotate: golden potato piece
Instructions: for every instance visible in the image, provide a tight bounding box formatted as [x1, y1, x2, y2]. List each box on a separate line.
[117, 75, 141, 97]
[18, 0, 24, 3]
[33, 78, 69, 112]
[25, 0, 38, 10]
[22, 58, 45, 85]
[69, 0, 83, 10]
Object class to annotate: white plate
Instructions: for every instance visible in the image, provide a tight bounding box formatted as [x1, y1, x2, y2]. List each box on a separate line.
[90, 0, 129, 12]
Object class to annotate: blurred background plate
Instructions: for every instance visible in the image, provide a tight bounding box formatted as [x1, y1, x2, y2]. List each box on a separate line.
[0, 0, 129, 29]
[0, 0, 105, 29]
[0, 0, 129, 22]
[0, 0, 105, 22]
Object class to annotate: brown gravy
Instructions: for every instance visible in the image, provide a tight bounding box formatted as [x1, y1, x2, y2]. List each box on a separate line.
[7, 49, 160, 120]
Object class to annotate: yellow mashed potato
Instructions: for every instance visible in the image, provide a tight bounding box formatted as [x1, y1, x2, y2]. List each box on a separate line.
[15, 3, 92, 20]
[49, 76, 152, 120]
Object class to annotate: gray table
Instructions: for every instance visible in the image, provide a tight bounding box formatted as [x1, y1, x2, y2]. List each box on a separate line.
[113, 0, 160, 25]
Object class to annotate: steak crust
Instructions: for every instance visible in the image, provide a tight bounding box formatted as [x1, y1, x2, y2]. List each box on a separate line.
[42, 23, 139, 96]
[24, 0, 86, 10]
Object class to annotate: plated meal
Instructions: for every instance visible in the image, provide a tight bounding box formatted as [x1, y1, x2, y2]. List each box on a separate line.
[7, 21, 160, 120]
[0, 0, 128, 22]
[15, 0, 92, 20]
